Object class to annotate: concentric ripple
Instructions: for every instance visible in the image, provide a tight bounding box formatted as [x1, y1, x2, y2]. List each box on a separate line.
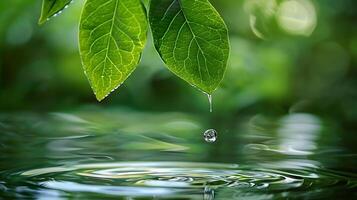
[16, 162, 356, 199]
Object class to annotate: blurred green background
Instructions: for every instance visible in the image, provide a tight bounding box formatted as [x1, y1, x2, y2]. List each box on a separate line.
[0, 0, 356, 119]
[0, 2, 357, 198]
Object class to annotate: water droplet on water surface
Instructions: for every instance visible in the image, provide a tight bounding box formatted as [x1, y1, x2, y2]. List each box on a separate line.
[204, 129, 217, 143]
[204, 186, 215, 200]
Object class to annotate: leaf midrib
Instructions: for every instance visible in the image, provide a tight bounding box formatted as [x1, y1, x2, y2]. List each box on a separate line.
[47, 0, 57, 14]
[177, 0, 211, 79]
[102, 0, 119, 79]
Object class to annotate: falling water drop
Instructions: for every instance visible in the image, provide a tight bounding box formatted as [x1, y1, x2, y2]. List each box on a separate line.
[207, 94, 212, 113]
[203, 129, 217, 143]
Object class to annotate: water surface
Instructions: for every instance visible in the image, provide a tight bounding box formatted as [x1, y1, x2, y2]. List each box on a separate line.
[0, 108, 356, 199]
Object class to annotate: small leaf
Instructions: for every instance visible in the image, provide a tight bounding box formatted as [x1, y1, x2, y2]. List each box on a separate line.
[39, 0, 73, 25]
[79, 0, 148, 101]
[149, 0, 230, 94]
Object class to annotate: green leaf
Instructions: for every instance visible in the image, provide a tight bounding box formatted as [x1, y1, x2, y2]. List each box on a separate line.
[79, 0, 148, 101]
[149, 0, 230, 94]
[39, 0, 73, 25]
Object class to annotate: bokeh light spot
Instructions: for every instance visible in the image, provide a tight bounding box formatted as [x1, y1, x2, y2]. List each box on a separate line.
[277, 0, 317, 36]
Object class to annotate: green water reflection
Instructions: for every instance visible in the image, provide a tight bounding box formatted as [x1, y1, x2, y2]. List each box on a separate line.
[0, 108, 356, 199]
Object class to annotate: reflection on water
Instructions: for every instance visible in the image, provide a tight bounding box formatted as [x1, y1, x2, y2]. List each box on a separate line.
[278, 114, 320, 155]
[0, 109, 356, 199]
[19, 161, 349, 199]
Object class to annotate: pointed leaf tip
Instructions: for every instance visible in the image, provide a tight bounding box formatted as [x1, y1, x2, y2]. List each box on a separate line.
[149, 0, 230, 94]
[79, 0, 148, 100]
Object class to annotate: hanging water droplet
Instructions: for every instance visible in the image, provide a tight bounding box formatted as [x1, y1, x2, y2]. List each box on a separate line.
[207, 94, 212, 113]
[203, 129, 217, 143]
[45, 0, 75, 22]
